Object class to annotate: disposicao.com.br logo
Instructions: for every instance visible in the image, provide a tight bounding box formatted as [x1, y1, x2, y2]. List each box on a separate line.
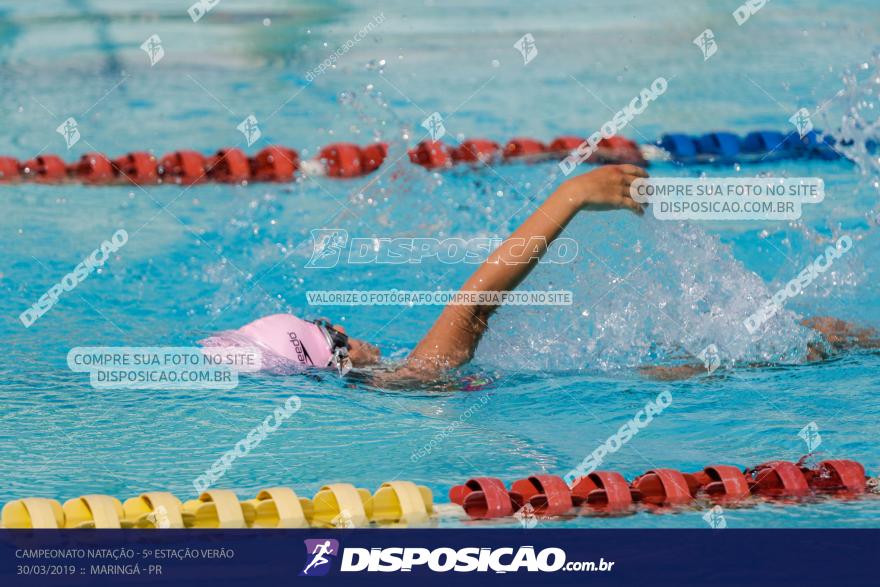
[301, 539, 340, 576]
[300, 541, 614, 575]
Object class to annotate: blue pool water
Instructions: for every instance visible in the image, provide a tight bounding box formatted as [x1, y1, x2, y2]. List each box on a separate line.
[1, 0, 879, 527]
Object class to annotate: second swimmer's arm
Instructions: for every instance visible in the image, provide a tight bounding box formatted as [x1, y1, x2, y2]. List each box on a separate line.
[405, 164, 648, 373]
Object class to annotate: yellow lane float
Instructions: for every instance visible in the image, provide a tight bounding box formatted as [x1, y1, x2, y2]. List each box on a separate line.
[245, 487, 312, 528]
[123, 492, 185, 528]
[1, 481, 436, 529]
[311, 483, 372, 528]
[370, 481, 433, 525]
[182, 489, 255, 528]
[63, 495, 127, 529]
[2, 498, 65, 529]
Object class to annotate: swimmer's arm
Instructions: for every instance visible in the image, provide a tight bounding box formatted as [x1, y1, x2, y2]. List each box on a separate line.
[640, 317, 880, 380]
[405, 164, 648, 373]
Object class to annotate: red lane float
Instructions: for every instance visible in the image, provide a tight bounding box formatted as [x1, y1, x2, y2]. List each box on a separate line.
[208, 148, 251, 183]
[408, 140, 452, 169]
[802, 460, 866, 493]
[570, 471, 634, 509]
[509, 475, 572, 516]
[631, 469, 699, 505]
[452, 139, 500, 164]
[22, 154, 67, 182]
[160, 150, 207, 185]
[451, 458, 871, 522]
[0, 156, 20, 181]
[746, 461, 810, 497]
[449, 477, 515, 519]
[503, 137, 546, 160]
[251, 145, 298, 182]
[693, 465, 750, 500]
[360, 143, 388, 173]
[547, 136, 585, 154]
[320, 143, 363, 178]
[114, 152, 159, 184]
[595, 136, 646, 165]
[73, 152, 115, 184]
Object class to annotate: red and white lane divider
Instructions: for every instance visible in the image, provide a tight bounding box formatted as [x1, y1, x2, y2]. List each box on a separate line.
[0, 135, 645, 186]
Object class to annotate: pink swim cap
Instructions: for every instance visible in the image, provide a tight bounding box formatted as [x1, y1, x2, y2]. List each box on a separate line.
[200, 314, 333, 371]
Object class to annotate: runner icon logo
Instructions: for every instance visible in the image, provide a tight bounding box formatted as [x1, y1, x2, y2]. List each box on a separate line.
[301, 539, 340, 577]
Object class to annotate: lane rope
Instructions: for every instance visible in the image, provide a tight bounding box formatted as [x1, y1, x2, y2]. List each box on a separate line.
[0, 128, 853, 187]
[2, 457, 874, 528]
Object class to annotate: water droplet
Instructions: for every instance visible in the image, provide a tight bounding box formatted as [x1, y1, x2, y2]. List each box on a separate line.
[491, 59, 500, 68]
[263, 18, 271, 26]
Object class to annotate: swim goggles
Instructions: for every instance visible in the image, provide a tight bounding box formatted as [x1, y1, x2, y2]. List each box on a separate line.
[312, 318, 353, 375]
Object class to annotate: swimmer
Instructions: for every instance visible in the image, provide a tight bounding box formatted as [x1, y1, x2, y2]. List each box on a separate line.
[202, 162, 876, 382]
[201, 164, 650, 379]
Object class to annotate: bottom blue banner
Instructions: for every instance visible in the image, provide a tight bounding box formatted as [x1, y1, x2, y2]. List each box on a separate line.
[1, 529, 875, 586]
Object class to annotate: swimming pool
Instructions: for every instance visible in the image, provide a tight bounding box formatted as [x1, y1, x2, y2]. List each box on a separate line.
[1, 0, 878, 527]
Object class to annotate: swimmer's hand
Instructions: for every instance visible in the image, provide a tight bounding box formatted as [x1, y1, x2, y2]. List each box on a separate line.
[558, 164, 649, 215]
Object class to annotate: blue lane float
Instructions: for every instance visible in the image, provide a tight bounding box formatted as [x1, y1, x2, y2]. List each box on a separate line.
[658, 129, 844, 164]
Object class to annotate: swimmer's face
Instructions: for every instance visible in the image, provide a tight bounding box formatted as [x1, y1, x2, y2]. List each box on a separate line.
[330, 324, 381, 367]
